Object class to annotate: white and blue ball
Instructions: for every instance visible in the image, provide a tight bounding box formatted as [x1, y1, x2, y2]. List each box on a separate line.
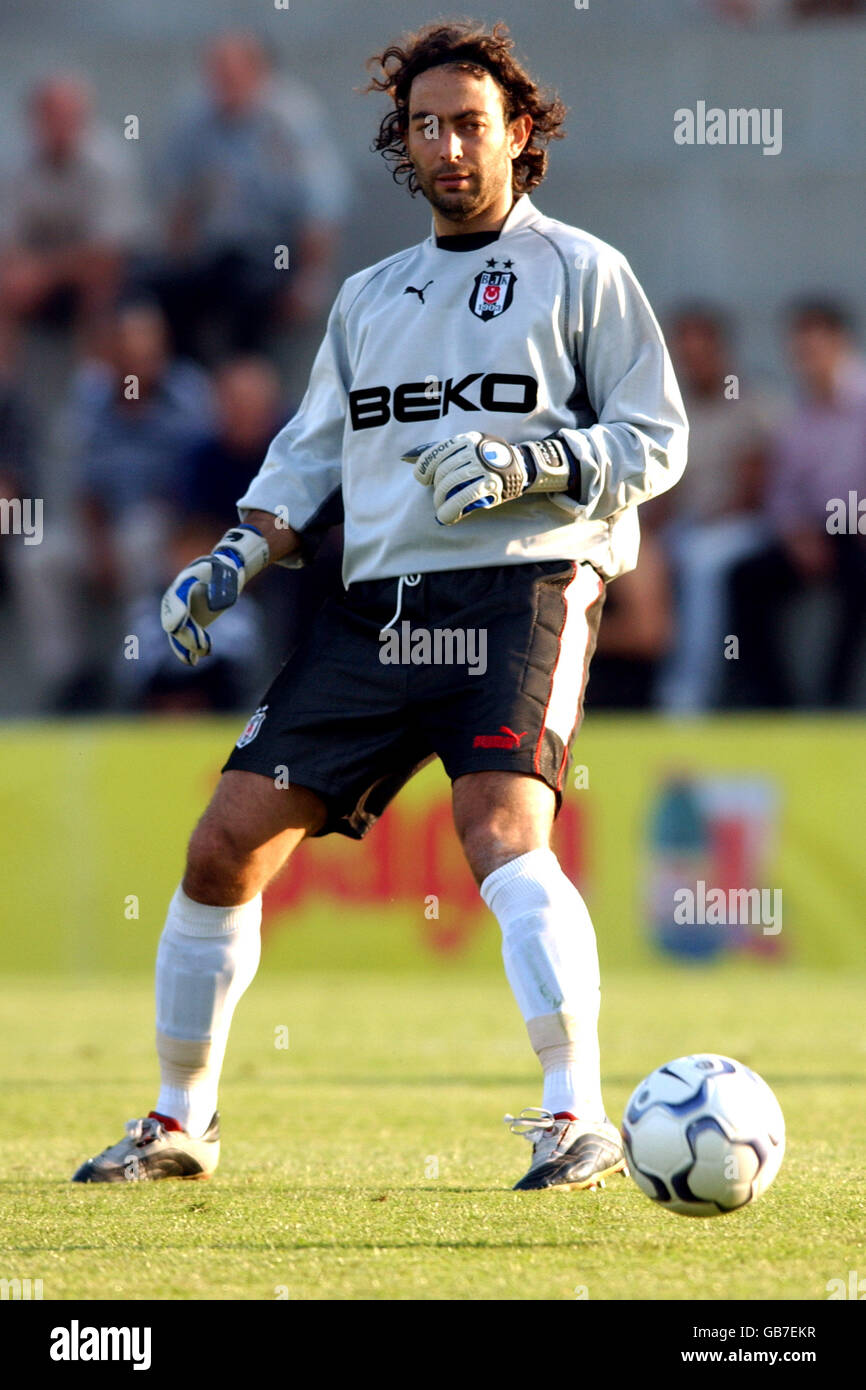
[622, 1054, 785, 1217]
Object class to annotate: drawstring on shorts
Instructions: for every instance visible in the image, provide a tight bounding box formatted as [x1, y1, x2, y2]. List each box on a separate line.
[379, 573, 422, 635]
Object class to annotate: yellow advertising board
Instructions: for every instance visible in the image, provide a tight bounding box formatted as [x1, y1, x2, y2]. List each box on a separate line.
[1, 717, 863, 975]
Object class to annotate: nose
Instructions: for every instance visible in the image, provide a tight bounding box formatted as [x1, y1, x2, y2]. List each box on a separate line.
[442, 130, 463, 161]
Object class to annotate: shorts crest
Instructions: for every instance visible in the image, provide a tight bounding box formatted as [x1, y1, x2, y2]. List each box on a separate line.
[236, 704, 268, 748]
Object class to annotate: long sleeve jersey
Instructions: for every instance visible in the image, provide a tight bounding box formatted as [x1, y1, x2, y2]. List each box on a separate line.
[237, 193, 688, 584]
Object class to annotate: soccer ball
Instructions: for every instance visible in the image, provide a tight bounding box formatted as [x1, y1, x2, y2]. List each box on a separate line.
[621, 1054, 785, 1217]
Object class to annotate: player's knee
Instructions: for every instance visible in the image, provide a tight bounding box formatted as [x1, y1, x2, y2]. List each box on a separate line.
[183, 817, 253, 904]
[459, 816, 536, 885]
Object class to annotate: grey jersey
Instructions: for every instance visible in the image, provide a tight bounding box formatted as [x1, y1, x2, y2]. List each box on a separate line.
[238, 194, 688, 584]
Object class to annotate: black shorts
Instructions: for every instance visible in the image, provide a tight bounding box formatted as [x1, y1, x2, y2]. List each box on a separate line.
[223, 559, 606, 839]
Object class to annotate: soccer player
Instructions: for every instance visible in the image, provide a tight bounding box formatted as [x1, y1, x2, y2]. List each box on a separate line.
[73, 20, 687, 1191]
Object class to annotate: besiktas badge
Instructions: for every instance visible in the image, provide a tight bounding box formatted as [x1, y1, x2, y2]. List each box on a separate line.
[469, 263, 516, 321]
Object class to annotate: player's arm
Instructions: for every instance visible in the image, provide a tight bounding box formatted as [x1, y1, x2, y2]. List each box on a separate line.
[548, 247, 688, 522]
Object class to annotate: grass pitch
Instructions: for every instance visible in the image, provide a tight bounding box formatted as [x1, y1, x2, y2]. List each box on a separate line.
[2, 966, 864, 1301]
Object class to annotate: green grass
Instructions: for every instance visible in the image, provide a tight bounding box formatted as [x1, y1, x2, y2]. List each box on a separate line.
[1, 967, 864, 1300]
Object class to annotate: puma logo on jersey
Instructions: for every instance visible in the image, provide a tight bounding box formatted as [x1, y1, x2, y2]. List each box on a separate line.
[404, 280, 433, 304]
[472, 725, 527, 750]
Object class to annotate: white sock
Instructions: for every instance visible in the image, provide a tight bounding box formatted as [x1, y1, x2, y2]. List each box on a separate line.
[480, 847, 606, 1122]
[154, 886, 262, 1137]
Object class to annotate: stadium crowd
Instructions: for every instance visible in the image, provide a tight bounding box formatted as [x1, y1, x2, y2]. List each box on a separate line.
[1, 29, 864, 716]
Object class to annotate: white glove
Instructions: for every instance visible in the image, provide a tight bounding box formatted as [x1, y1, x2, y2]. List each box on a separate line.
[403, 431, 573, 525]
[160, 524, 270, 666]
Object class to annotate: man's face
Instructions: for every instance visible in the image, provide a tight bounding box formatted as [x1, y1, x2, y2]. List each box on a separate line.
[671, 318, 726, 394]
[113, 309, 168, 391]
[789, 320, 849, 398]
[205, 36, 266, 117]
[405, 65, 529, 223]
[32, 80, 90, 162]
[217, 361, 281, 451]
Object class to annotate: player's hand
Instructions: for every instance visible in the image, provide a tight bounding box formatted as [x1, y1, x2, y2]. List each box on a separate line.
[160, 524, 270, 666]
[403, 431, 530, 526]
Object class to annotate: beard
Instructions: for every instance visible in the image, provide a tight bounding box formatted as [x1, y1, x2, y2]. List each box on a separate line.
[428, 187, 479, 220]
[413, 165, 496, 222]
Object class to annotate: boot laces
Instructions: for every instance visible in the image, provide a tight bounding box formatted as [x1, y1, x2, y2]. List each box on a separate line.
[503, 1107, 561, 1141]
[124, 1116, 164, 1148]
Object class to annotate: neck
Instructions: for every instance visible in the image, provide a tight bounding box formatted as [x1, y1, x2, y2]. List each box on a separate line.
[432, 190, 517, 238]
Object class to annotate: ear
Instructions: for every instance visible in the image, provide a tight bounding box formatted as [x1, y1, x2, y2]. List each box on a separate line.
[508, 112, 533, 159]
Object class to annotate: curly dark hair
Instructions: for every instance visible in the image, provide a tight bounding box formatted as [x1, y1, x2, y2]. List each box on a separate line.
[364, 18, 567, 197]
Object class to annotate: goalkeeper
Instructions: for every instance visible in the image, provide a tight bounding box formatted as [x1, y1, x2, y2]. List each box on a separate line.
[73, 19, 687, 1192]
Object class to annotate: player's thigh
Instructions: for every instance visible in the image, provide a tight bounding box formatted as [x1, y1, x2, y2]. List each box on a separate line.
[188, 769, 327, 871]
[452, 769, 556, 884]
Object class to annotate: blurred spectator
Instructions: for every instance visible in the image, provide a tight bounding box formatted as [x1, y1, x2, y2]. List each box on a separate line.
[142, 31, 348, 364]
[586, 528, 674, 710]
[114, 517, 268, 714]
[729, 300, 866, 706]
[0, 75, 144, 363]
[180, 355, 287, 524]
[9, 302, 214, 710]
[654, 306, 775, 711]
[72, 301, 214, 596]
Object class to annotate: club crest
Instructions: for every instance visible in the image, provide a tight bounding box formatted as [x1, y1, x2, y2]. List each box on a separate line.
[469, 266, 517, 321]
[236, 704, 268, 748]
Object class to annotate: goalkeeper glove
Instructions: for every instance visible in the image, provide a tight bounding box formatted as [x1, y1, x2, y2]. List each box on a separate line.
[404, 431, 575, 526]
[160, 523, 269, 666]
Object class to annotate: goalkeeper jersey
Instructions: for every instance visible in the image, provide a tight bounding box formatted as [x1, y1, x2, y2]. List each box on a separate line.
[237, 193, 688, 585]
